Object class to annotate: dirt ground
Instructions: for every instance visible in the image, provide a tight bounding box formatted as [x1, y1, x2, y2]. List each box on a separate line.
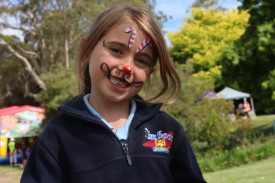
[0, 165, 23, 183]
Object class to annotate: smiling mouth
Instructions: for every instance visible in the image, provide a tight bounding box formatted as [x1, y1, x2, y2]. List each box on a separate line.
[109, 76, 129, 87]
[101, 63, 144, 88]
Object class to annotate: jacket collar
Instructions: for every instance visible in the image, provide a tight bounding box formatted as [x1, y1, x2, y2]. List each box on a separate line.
[58, 95, 162, 128]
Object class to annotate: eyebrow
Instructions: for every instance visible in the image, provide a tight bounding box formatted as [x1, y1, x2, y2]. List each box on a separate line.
[103, 40, 128, 49]
[137, 52, 153, 62]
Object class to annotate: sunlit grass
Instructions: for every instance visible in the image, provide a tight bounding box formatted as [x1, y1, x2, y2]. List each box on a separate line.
[0, 165, 23, 183]
[204, 156, 275, 183]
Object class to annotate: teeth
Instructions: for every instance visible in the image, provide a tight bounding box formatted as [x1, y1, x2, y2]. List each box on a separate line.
[109, 77, 127, 87]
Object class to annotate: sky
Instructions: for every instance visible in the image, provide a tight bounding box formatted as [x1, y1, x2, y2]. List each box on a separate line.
[155, 0, 240, 46]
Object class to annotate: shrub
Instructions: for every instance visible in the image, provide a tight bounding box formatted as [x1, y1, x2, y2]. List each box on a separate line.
[198, 137, 275, 172]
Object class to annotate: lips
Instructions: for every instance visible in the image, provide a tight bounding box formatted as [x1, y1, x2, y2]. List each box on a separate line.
[109, 76, 129, 87]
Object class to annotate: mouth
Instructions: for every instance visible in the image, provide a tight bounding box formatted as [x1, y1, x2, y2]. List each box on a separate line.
[109, 76, 129, 87]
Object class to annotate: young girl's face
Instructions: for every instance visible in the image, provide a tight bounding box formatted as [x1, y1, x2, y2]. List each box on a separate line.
[83, 23, 154, 103]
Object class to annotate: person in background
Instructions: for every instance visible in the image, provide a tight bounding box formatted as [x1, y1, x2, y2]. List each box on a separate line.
[20, 139, 30, 169]
[8, 137, 17, 167]
[243, 99, 251, 112]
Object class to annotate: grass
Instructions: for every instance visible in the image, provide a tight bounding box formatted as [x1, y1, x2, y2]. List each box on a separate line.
[198, 139, 275, 172]
[0, 165, 23, 183]
[204, 155, 275, 183]
[250, 114, 275, 138]
[252, 114, 275, 127]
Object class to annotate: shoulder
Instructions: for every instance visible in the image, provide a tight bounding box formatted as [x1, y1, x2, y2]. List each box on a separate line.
[154, 110, 183, 130]
[38, 114, 78, 147]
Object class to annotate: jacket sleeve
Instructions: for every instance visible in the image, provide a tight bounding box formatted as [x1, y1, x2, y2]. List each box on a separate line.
[170, 122, 207, 183]
[20, 137, 65, 183]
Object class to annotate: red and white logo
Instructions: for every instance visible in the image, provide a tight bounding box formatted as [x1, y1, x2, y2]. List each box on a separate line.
[143, 128, 173, 154]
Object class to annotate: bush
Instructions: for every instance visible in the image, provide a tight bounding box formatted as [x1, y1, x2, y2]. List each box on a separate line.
[198, 137, 275, 172]
[38, 63, 77, 119]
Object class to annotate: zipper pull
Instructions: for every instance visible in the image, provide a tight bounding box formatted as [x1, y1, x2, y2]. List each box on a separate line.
[120, 140, 132, 166]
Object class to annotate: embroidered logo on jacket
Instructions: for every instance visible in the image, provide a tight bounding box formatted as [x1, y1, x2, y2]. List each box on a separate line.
[143, 128, 173, 154]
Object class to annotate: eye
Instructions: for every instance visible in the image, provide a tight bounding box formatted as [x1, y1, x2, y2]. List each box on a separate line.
[135, 58, 151, 67]
[110, 47, 121, 54]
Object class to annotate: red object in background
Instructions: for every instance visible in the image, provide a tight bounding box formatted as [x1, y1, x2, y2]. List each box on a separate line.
[0, 105, 45, 116]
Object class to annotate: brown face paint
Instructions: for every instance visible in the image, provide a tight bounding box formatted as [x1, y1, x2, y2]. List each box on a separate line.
[100, 63, 143, 87]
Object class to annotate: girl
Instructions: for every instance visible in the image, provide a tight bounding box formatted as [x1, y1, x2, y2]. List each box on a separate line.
[21, 6, 206, 183]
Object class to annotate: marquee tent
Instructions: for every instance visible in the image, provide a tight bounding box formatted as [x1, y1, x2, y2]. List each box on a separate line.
[211, 87, 255, 111]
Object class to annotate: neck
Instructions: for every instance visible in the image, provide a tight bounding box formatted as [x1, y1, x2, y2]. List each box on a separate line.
[88, 94, 131, 130]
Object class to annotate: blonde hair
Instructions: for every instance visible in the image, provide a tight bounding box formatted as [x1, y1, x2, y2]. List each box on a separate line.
[75, 6, 181, 103]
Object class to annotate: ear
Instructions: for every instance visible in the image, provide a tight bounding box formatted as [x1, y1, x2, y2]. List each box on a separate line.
[81, 37, 90, 63]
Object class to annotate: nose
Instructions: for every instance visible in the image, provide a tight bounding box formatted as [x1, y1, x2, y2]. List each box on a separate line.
[123, 65, 132, 73]
[110, 63, 134, 83]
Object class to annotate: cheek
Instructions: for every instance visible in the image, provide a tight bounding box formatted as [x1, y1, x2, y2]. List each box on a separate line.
[135, 68, 150, 82]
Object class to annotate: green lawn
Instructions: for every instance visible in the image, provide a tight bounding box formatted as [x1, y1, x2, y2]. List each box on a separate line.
[204, 156, 275, 183]
[251, 114, 275, 136]
[0, 165, 23, 183]
[252, 114, 275, 128]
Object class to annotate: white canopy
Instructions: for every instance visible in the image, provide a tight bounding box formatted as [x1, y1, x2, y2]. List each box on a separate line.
[211, 87, 255, 111]
[211, 87, 250, 100]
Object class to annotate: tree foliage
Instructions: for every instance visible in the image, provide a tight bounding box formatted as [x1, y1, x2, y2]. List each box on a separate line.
[190, 0, 227, 11]
[221, 0, 275, 113]
[38, 63, 77, 118]
[162, 62, 235, 150]
[167, 7, 249, 86]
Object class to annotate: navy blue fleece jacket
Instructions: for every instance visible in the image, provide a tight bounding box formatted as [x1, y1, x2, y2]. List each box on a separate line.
[21, 96, 206, 183]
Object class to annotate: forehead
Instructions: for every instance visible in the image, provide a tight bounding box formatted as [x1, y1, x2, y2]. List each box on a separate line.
[103, 23, 151, 49]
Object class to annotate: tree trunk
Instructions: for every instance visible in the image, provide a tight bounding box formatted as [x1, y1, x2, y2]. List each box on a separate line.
[65, 37, 69, 69]
[0, 38, 46, 90]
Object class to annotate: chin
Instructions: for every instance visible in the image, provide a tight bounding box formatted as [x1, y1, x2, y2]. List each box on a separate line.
[106, 92, 136, 104]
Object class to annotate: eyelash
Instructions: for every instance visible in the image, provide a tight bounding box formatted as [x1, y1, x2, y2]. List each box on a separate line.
[110, 47, 121, 54]
[135, 58, 150, 67]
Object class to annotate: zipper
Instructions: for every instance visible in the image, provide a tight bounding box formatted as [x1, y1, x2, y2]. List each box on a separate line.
[120, 139, 132, 166]
[122, 118, 151, 166]
[60, 107, 155, 167]
[92, 122, 134, 166]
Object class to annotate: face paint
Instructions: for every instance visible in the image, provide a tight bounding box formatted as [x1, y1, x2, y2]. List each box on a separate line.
[100, 63, 143, 87]
[102, 40, 106, 47]
[125, 26, 137, 48]
[136, 37, 152, 53]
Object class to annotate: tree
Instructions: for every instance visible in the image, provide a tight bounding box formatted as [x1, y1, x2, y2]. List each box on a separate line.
[167, 7, 249, 86]
[0, 0, 167, 114]
[190, 0, 227, 11]
[221, 0, 275, 113]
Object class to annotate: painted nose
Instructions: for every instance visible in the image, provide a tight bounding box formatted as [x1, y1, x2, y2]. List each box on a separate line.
[123, 65, 132, 73]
